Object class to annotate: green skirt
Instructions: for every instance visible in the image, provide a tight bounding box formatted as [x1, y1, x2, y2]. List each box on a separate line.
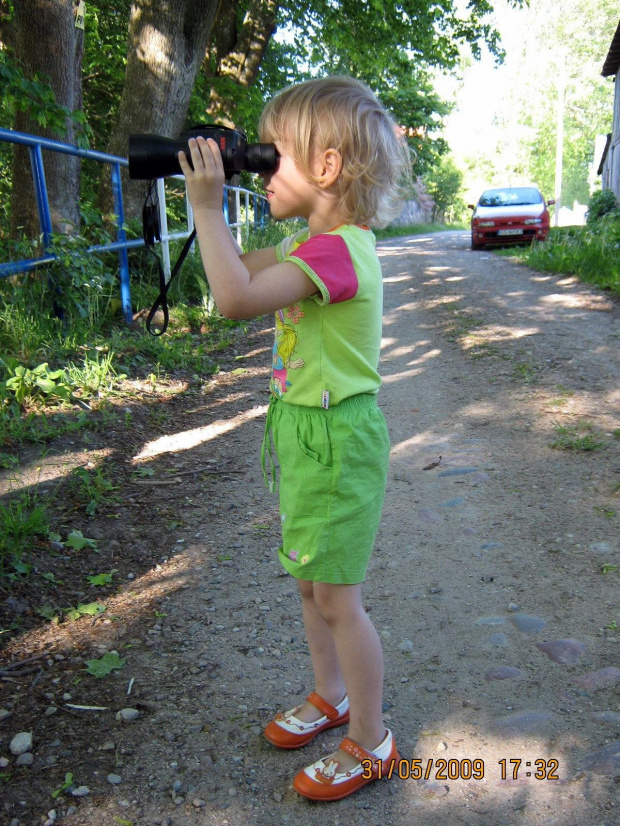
[262, 394, 390, 584]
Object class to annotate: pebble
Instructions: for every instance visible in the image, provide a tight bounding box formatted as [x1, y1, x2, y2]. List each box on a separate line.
[510, 614, 547, 633]
[536, 638, 585, 664]
[116, 708, 140, 722]
[580, 740, 620, 775]
[0, 708, 11, 722]
[573, 667, 620, 692]
[107, 774, 122, 785]
[485, 667, 526, 681]
[419, 508, 442, 524]
[493, 710, 556, 734]
[588, 541, 616, 555]
[484, 633, 508, 647]
[15, 752, 34, 766]
[399, 639, 414, 653]
[71, 786, 91, 797]
[590, 711, 620, 725]
[10, 732, 32, 755]
[437, 467, 478, 477]
[421, 781, 450, 797]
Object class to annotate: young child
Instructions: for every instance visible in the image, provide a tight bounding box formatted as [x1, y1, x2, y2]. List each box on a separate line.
[178, 75, 410, 802]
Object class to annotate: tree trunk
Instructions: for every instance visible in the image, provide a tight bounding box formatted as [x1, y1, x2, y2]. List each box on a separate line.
[205, 0, 279, 126]
[10, 0, 83, 238]
[102, 0, 218, 220]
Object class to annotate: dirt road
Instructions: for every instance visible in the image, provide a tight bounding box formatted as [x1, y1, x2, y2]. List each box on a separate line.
[2, 230, 620, 826]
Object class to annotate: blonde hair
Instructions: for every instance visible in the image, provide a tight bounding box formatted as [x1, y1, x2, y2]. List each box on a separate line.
[259, 76, 411, 228]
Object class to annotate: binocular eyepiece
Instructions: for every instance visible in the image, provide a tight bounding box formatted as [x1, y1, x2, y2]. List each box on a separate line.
[128, 124, 278, 180]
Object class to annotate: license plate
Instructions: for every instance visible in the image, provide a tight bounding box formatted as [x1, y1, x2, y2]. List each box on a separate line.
[498, 228, 523, 236]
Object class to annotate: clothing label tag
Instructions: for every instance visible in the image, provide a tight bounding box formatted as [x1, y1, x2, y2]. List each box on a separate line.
[75, 1, 85, 29]
[322, 390, 330, 409]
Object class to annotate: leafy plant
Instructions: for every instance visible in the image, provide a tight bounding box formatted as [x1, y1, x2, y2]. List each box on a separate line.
[0, 494, 49, 578]
[69, 465, 120, 515]
[4, 362, 73, 406]
[65, 530, 98, 551]
[84, 651, 125, 678]
[87, 569, 118, 586]
[64, 602, 107, 621]
[587, 189, 618, 223]
[51, 772, 74, 799]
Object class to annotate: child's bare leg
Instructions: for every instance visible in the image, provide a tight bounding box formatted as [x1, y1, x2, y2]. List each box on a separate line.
[292, 578, 346, 723]
[312, 581, 386, 770]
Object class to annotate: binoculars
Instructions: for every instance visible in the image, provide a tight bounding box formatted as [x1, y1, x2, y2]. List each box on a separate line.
[128, 125, 278, 180]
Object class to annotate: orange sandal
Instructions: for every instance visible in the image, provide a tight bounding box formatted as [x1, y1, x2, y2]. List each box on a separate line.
[263, 691, 349, 749]
[292, 729, 400, 801]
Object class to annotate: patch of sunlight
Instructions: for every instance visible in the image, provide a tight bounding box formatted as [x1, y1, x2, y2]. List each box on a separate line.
[383, 273, 416, 284]
[461, 325, 540, 348]
[134, 405, 268, 460]
[0, 448, 114, 497]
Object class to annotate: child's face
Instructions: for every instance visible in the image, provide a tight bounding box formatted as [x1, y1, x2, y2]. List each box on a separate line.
[260, 142, 322, 223]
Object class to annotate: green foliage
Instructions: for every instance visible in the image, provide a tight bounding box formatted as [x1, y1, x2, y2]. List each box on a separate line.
[424, 155, 464, 222]
[587, 189, 618, 223]
[0, 50, 91, 144]
[506, 222, 620, 294]
[4, 362, 72, 406]
[0, 493, 49, 579]
[65, 602, 107, 622]
[84, 650, 125, 677]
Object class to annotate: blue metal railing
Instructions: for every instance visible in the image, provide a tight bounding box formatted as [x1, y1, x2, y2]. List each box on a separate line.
[0, 128, 270, 325]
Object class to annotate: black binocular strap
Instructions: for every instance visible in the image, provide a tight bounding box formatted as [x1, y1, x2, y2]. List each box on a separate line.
[145, 228, 197, 336]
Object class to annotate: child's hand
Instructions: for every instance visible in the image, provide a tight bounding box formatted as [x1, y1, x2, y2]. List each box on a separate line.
[177, 137, 225, 212]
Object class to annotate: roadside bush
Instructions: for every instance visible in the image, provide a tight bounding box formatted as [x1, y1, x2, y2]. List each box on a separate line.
[587, 189, 619, 223]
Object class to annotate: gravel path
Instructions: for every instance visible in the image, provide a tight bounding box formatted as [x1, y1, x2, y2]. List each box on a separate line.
[2, 229, 620, 826]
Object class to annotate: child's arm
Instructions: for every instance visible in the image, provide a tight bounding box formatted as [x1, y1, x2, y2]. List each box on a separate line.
[179, 137, 317, 319]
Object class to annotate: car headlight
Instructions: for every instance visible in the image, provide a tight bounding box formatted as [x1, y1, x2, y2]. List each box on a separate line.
[477, 220, 496, 227]
[524, 218, 542, 225]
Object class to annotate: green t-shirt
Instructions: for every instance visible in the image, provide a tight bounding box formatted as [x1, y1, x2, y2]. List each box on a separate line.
[272, 225, 383, 408]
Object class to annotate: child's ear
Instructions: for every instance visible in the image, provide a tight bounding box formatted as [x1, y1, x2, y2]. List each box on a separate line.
[316, 148, 342, 188]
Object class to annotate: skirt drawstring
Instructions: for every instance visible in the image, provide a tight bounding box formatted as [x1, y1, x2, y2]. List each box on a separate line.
[261, 397, 277, 493]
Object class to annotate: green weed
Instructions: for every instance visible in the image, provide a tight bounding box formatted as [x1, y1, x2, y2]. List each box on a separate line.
[550, 421, 605, 452]
[0, 493, 49, 578]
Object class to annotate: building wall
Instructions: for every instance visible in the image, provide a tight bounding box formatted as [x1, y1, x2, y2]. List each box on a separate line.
[603, 71, 620, 198]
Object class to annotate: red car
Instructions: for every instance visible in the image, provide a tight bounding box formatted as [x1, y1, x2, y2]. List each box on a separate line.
[469, 186, 555, 250]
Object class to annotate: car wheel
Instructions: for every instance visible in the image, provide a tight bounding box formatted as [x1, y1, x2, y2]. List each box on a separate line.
[471, 235, 484, 251]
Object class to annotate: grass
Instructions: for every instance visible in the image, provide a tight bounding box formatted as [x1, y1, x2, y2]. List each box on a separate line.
[549, 420, 606, 452]
[496, 217, 620, 294]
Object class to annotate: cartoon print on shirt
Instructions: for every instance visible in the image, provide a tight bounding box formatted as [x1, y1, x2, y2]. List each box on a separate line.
[272, 308, 305, 397]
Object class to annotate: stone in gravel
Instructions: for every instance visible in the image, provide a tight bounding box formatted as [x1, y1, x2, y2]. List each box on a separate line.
[192, 798, 207, 808]
[437, 467, 478, 477]
[588, 541, 616, 555]
[536, 639, 585, 664]
[15, 752, 34, 766]
[510, 614, 547, 633]
[419, 508, 442, 524]
[590, 711, 620, 725]
[0, 708, 11, 722]
[399, 639, 414, 653]
[580, 741, 620, 776]
[116, 708, 140, 722]
[421, 781, 450, 797]
[71, 786, 90, 797]
[493, 710, 556, 734]
[485, 667, 526, 681]
[107, 774, 122, 785]
[10, 731, 32, 755]
[484, 633, 508, 647]
[573, 667, 620, 692]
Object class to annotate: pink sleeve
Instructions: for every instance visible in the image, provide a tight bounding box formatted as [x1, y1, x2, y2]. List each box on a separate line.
[287, 234, 359, 304]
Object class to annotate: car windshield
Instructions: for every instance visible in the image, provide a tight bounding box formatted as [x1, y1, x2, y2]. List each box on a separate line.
[479, 187, 542, 207]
